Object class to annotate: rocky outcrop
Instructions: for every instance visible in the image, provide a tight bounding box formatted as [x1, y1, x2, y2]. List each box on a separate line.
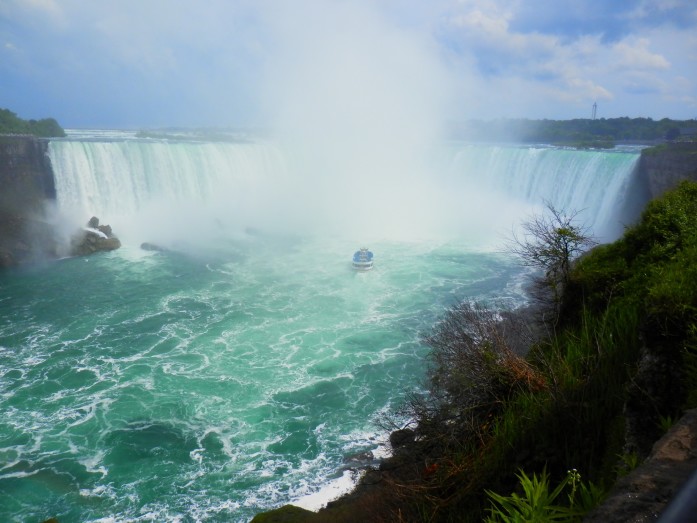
[0, 136, 57, 267]
[140, 242, 168, 252]
[584, 409, 697, 522]
[638, 142, 697, 199]
[0, 137, 123, 266]
[250, 505, 317, 522]
[70, 217, 121, 256]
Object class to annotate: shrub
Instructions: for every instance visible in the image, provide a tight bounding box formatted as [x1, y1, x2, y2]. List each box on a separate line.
[409, 303, 545, 448]
[485, 467, 604, 523]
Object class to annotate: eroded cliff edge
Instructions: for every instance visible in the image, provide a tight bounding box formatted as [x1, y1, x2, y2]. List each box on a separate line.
[0, 135, 121, 268]
[639, 141, 697, 199]
[0, 136, 57, 267]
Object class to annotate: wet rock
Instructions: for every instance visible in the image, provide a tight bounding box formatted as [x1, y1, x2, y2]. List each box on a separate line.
[0, 136, 57, 267]
[250, 504, 318, 522]
[140, 242, 167, 252]
[389, 428, 415, 449]
[343, 450, 375, 464]
[70, 216, 121, 256]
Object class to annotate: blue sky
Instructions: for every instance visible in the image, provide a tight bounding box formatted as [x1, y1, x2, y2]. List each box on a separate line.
[1, 0, 695, 129]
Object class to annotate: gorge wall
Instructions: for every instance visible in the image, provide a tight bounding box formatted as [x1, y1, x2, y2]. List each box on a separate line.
[638, 141, 697, 199]
[0, 136, 57, 268]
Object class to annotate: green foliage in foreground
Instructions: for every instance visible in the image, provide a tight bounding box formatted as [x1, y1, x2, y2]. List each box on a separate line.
[0, 108, 66, 137]
[380, 181, 697, 521]
[485, 468, 604, 523]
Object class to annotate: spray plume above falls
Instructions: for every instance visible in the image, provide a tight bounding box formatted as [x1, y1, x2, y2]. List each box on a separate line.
[9, 0, 691, 246]
[256, 1, 453, 241]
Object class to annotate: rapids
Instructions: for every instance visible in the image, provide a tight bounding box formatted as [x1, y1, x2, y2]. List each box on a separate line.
[0, 132, 642, 521]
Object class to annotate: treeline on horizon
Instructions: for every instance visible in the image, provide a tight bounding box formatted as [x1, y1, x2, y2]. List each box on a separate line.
[0, 108, 65, 138]
[450, 116, 697, 146]
[2, 104, 695, 145]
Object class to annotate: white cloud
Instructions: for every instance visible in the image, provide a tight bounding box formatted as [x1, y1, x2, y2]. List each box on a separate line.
[0, 0, 67, 29]
[625, 0, 697, 22]
[612, 38, 670, 70]
[435, 0, 697, 119]
[2, 0, 695, 124]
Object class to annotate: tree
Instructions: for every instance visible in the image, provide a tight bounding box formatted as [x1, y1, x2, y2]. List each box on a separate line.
[665, 127, 680, 141]
[0, 108, 65, 137]
[509, 202, 595, 324]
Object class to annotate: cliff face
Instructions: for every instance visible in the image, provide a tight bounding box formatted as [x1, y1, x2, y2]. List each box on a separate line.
[638, 142, 697, 199]
[0, 136, 57, 267]
[584, 409, 697, 522]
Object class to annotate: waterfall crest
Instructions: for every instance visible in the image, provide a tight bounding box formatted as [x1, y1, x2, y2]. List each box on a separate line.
[48, 136, 641, 246]
[445, 144, 641, 241]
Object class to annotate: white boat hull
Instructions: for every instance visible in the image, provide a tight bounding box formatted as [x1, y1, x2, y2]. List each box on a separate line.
[352, 248, 374, 271]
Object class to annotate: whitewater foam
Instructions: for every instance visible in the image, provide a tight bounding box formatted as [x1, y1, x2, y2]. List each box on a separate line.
[0, 138, 644, 522]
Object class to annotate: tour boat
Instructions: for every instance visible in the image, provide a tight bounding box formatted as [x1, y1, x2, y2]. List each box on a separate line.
[352, 247, 374, 271]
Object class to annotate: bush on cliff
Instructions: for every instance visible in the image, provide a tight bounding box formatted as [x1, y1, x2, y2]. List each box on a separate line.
[0, 108, 66, 137]
[508, 201, 595, 326]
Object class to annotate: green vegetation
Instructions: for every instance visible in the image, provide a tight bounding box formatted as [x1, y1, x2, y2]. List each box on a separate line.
[508, 202, 595, 324]
[450, 117, 697, 146]
[282, 180, 697, 523]
[641, 140, 697, 156]
[0, 108, 65, 137]
[485, 468, 603, 522]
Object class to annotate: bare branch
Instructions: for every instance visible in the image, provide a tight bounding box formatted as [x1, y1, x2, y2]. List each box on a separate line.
[507, 201, 596, 324]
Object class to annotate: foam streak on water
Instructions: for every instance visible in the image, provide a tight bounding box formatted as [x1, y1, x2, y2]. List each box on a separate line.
[0, 135, 641, 521]
[0, 237, 527, 522]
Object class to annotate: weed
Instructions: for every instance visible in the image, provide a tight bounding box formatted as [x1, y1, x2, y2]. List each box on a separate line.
[658, 415, 675, 433]
[485, 467, 603, 523]
[615, 452, 640, 477]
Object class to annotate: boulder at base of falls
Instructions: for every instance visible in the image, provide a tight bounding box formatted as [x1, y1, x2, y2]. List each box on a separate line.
[70, 216, 121, 256]
[140, 242, 167, 252]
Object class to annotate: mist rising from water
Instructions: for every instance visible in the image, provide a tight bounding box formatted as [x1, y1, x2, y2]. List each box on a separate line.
[47, 2, 642, 254]
[258, 0, 453, 242]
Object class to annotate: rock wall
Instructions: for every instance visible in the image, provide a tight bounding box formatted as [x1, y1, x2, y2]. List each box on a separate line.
[638, 142, 697, 199]
[0, 136, 57, 267]
[584, 409, 697, 522]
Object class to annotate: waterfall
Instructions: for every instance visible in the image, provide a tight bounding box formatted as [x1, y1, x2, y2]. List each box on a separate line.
[47, 134, 642, 247]
[47, 135, 292, 247]
[445, 144, 642, 241]
[48, 138, 288, 221]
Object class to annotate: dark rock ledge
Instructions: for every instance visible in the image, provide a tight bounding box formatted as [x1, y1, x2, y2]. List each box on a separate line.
[584, 408, 697, 522]
[69, 216, 121, 256]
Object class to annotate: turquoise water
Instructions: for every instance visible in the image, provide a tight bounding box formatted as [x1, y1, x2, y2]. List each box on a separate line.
[1, 135, 642, 521]
[0, 236, 525, 522]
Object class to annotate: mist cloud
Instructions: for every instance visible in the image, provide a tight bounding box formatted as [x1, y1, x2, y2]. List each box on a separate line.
[256, 0, 453, 240]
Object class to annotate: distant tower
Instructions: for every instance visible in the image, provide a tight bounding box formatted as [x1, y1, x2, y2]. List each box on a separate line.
[592, 102, 597, 120]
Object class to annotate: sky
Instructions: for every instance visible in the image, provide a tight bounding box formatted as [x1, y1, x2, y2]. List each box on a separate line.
[1, 0, 696, 129]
